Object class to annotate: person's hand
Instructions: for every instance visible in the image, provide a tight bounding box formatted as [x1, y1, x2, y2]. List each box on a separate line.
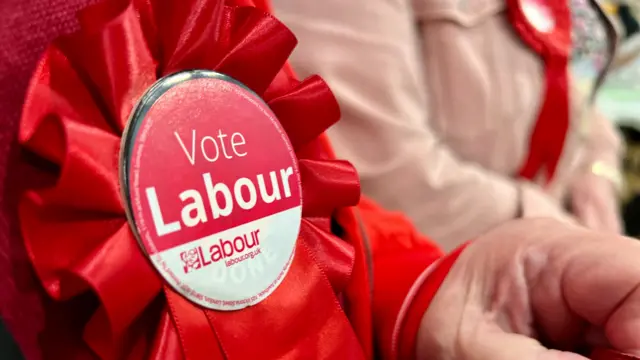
[571, 173, 623, 234]
[416, 218, 640, 360]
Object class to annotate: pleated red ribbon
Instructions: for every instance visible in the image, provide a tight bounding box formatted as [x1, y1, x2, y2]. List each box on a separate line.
[18, 0, 364, 358]
[507, 0, 572, 183]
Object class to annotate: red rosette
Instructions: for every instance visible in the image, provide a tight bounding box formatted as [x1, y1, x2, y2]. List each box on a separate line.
[17, 0, 362, 358]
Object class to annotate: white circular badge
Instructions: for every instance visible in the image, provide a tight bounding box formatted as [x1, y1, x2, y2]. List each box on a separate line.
[120, 71, 302, 311]
[522, 0, 555, 33]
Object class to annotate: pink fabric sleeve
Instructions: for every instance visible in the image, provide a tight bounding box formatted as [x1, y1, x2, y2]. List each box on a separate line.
[569, 107, 624, 232]
[572, 107, 623, 188]
[272, 0, 574, 251]
[585, 108, 624, 172]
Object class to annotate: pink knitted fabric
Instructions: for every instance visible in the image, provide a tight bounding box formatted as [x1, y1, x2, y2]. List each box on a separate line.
[0, 0, 98, 358]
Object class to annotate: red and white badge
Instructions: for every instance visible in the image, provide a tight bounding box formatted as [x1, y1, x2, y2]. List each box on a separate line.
[521, 0, 555, 33]
[120, 71, 302, 311]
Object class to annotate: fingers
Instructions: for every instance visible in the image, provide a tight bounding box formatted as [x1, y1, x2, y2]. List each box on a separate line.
[464, 330, 589, 360]
[554, 232, 640, 353]
[467, 222, 640, 356]
[417, 219, 640, 360]
[582, 206, 621, 234]
[571, 181, 622, 234]
[603, 283, 640, 355]
[580, 206, 603, 231]
[479, 219, 640, 351]
[604, 209, 624, 234]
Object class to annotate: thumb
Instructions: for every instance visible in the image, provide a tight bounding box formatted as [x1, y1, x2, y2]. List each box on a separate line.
[467, 328, 589, 360]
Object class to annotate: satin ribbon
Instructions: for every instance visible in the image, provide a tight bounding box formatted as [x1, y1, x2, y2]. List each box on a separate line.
[506, 0, 572, 183]
[18, 0, 364, 358]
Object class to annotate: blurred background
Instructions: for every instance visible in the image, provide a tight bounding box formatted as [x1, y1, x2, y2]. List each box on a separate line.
[601, 1, 640, 235]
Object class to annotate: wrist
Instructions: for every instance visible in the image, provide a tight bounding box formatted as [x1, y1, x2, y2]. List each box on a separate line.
[517, 181, 578, 225]
[406, 244, 469, 360]
[588, 161, 624, 195]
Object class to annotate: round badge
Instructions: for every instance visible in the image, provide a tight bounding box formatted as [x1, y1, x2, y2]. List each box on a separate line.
[120, 70, 302, 311]
[521, 0, 555, 33]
